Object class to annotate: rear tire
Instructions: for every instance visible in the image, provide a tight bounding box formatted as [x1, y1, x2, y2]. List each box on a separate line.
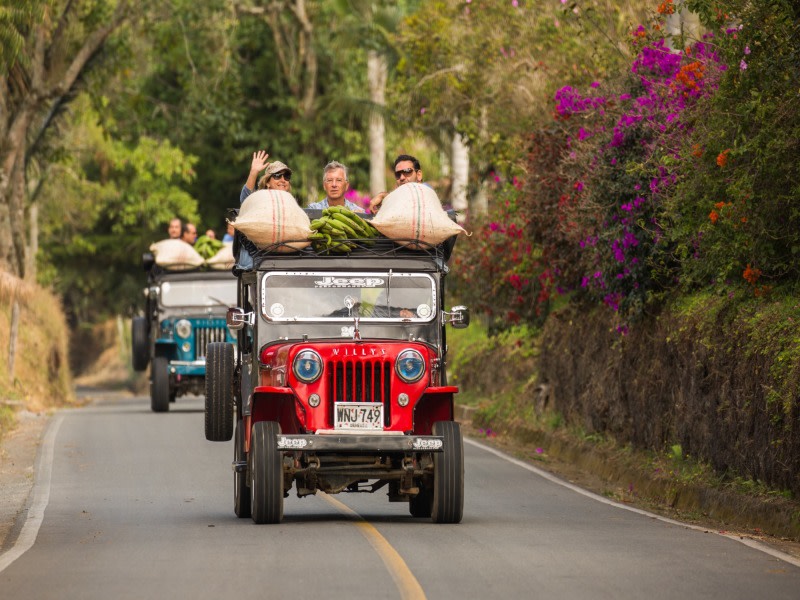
[234, 420, 251, 518]
[131, 317, 150, 372]
[205, 342, 234, 441]
[431, 421, 464, 523]
[151, 356, 170, 413]
[250, 421, 283, 524]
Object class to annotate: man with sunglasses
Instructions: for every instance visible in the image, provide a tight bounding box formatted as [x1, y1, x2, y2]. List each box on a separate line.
[368, 154, 423, 213]
[239, 149, 294, 203]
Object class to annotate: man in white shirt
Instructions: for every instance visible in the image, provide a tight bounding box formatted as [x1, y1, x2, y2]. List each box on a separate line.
[307, 161, 364, 212]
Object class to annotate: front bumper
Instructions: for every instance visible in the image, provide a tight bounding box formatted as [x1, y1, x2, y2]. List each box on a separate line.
[168, 360, 206, 377]
[276, 433, 445, 453]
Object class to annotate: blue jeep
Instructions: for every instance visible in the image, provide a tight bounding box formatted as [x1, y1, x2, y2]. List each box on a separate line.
[132, 259, 237, 412]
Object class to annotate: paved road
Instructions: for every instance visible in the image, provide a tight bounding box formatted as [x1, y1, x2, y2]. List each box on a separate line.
[1, 395, 798, 599]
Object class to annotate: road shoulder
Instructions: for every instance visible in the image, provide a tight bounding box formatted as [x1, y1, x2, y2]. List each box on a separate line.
[0, 410, 48, 552]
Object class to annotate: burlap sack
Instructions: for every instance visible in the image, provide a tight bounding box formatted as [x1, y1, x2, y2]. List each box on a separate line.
[205, 242, 235, 270]
[232, 189, 312, 252]
[370, 183, 467, 249]
[149, 239, 204, 270]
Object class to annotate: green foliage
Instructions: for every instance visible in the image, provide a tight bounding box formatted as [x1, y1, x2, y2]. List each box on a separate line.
[0, 0, 45, 72]
[39, 95, 199, 322]
[664, 0, 800, 295]
[391, 0, 649, 171]
[446, 318, 539, 406]
[450, 180, 547, 332]
[102, 0, 374, 221]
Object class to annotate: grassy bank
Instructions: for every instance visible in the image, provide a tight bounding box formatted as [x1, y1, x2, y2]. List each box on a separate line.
[0, 272, 74, 443]
[447, 312, 800, 542]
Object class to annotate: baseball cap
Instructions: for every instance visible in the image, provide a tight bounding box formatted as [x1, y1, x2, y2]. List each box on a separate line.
[265, 161, 292, 177]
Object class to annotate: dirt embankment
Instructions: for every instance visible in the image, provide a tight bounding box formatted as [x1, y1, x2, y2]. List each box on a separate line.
[538, 301, 800, 500]
[0, 273, 73, 427]
[456, 300, 800, 550]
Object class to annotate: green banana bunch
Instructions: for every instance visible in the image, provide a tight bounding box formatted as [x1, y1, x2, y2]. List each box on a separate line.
[308, 207, 381, 253]
[194, 235, 224, 259]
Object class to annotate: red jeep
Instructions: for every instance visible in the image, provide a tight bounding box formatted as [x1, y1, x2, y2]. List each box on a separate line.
[204, 217, 469, 524]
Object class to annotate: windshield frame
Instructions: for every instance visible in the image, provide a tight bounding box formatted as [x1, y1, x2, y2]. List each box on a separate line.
[259, 271, 438, 323]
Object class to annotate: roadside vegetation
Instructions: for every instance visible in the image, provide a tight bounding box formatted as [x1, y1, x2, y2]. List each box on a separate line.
[0, 273, 72, 444]
[449, 0, 800, 507]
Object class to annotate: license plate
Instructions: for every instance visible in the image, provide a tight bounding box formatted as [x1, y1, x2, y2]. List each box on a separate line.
[335, 402, 383, 430]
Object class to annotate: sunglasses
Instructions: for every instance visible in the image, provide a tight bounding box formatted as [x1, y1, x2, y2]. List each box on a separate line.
[271, 171, 291, 181]
[394, 167, 416, 179]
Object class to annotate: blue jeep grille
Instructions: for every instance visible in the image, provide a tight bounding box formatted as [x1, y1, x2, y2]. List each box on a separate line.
[195, 326, 228, 360]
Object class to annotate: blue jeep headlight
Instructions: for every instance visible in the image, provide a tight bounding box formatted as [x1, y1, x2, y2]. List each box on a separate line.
[293, 350, 323, 383]
[396, 349, 425, 383]
[175, 319, 192, 339]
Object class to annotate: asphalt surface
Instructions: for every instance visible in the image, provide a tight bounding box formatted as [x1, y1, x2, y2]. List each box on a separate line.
[1, 394, 799, 599]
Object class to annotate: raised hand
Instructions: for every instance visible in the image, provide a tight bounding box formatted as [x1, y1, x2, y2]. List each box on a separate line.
[250, 150, 270, 175]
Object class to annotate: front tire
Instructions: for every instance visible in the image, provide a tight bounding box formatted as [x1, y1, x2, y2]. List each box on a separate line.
[234, 420, 251, 518]
[250, 421, 283, 524]
[431, 421, 464, 523]
[151, 356, 170, 413]
[205, 342, 234, 441]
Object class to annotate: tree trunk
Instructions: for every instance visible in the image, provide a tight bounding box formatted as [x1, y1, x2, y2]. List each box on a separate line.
[0, 105, 33, 277]
[665, 8, 702, 49]
[367, 50, 387, 196]
[472, 180, 489, 216]
[0, 2, 130, 278]
[26, 201, 38, 280]
[451, 131, 469, 221]
[7, 299, 20, 380]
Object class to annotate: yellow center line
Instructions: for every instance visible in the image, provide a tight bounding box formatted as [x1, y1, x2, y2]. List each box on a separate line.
[320, 493, 426, 600]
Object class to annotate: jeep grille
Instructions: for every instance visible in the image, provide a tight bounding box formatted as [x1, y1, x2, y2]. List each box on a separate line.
[326, 360, 391, 427]
[195, 326, 228, 360]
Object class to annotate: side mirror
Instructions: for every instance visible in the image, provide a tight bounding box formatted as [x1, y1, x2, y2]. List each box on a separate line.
[142, 252, 155, 272]
[226, 307, 253, 330]
[446, 305, 470, 329]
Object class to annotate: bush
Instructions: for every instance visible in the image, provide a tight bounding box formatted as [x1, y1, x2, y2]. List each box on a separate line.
[665, 1, 800, 295]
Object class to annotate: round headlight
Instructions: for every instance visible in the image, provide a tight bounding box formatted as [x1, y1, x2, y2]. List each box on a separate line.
[396, 349, 425, 383]
[176, 319, 192, 339]
[293, 350, 323, 383]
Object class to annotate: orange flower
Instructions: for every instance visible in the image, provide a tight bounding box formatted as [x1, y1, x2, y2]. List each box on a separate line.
[709, 210, 719, 224]
[716, 149, 730, 168]
[754, 285, 772, 298]
[657, 0, 675, 15]
[714, 201, 726, 209]
[743, 264, 762, 285]
[691, 143, 703, 158]
[673, 62, 705, 92]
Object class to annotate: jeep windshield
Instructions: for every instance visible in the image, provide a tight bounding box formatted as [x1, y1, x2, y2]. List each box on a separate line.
[260, 271, 436, 322]
[159, 279, 237, 308]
